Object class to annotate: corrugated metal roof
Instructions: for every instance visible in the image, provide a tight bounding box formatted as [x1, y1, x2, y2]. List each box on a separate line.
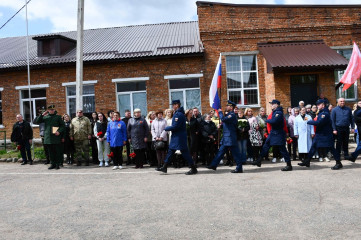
[258, 40, 348, 72]
[0, 21, 203, 70]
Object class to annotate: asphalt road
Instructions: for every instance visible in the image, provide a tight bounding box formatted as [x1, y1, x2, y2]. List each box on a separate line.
[1, 159, 361, 240]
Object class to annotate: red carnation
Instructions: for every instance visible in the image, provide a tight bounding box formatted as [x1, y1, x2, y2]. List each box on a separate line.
[97, 131, 103, 137]
[129, 152, 136, 158]
[107, 152, 114, 158]
[17, 145, 21, 150]
[264, 133, 268, 139]
[150, 120, 153, 124]
[286, 137, 293, 144]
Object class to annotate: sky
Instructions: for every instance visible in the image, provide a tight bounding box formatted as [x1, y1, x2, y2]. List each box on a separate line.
[0, 0, 360, 38]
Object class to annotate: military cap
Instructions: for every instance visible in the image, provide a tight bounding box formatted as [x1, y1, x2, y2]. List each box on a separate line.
[171, 100, 181, 105]
[226, 100, 236, 107]
[47, 105, 56, 110]
[316, 99, 325, 105]
[269, 99, 280, 105]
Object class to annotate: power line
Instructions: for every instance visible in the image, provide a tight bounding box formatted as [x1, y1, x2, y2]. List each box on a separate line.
[0, 0, 32, 31]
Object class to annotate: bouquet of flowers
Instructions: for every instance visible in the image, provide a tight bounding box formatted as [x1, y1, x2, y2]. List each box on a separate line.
[129, 152, 136, 159]
[17, 145, 21, 151]
[107, 152, 114, 159]
[264, 133, 268, 139]
[286, 137, 293, 144]
[97, 131, 104, 138]
[238, 119, 249, 129]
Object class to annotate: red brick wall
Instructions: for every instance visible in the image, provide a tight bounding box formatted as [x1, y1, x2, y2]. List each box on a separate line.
[0, 56, 204, 137]
[197, 3, 361, 114]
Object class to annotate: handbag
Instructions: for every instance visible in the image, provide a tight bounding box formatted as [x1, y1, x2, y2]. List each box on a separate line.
[154, 140, 165, 150]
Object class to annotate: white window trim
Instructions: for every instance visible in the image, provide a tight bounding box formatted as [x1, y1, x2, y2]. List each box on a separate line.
[168, 77, 202, 110]
[226, 55, 260, 107]
[65, 84, 96, 115]
[164, 73, 203, 80]
[334, 48, 357, 102]
[62, 80, 98, 86]
[15, 84, 49, 90]
[116, 90, 147, 116]
[112, 77, 149, 83]
[0, 88, 3, 127]
[19, 89, 47, 126]
[222, 51, 259, 56]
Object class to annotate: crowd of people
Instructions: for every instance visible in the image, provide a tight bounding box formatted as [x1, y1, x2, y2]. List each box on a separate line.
[9, 94, 361, 173]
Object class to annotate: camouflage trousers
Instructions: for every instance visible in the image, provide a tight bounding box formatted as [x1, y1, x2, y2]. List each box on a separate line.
[74, 140, 89, 164]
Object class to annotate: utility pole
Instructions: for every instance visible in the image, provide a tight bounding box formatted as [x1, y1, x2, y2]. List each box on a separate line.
[76, 0, 84, 111]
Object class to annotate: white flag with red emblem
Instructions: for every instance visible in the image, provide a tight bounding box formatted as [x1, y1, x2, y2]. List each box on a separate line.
[340, 42, 361, 91]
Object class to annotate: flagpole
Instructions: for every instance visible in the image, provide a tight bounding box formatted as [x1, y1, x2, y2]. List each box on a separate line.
[25, 0, 34, 160]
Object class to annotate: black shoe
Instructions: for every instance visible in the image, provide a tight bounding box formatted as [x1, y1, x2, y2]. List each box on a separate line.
[281, 165, 293, 171]
[29, 160, 33, 165]
[185, 166, 198, 175]
[77, 162, 81, 166]
[156, 163, 168, 173]
[331, 163, 343, 170]
[48, 164, 56, 170]
[21, 161, 28, 165]
[230, 168, 243, 173]
[206, 165, 217, 171]
[345, 156, 356, 163]
[252, 158, 262, 167]
[298, 160, 310, 167]
[85, 162, 89, 166]
[55, 165, 60, 170]
[44, 160, 50, 165]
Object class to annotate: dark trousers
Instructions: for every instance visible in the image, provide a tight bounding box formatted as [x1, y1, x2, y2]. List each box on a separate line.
[308, 141, 340, 161]
[287, 137, 298, 159]
[318, 148, 328, 158]
[210, 144, 244, 171]
[335, 126, 350, 157]
[352, 140, 361, 159]
[18, 140, 31, 162]
[203, 141, 216, 165]
[41, 137, 50, 161]
[273, 145, 280, 159]
[164, 148, 194, 167]
[135, 148, 146, 167]
[91, 137, 98, 163]
[125, 141, 131, 164]
[246, 139, 253, 158]
[110, 146, 123, 166]
[252, 146, 261, 160]
[260, 137, 290, 162]
[146, 142, 157, 166]
[47, 144, 62, 165]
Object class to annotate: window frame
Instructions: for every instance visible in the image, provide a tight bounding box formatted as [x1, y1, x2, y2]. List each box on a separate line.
[168, 78, 201, 110]
[65, 84, 96, 117]
[19, 88, 47, 125]
[115, 81, 147, 116]
[334, 48, 357, 102]
[225, 54, 260, 107]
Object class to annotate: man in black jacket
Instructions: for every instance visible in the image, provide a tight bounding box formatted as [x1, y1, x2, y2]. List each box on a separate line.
[11, 114, 33, 165]
[346, 101, 361, 162]
[122, 109, 133, 165]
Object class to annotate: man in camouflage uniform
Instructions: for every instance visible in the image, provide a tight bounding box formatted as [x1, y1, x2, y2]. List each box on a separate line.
[70, 110, 92, 166]
[34, 105, 65, 170]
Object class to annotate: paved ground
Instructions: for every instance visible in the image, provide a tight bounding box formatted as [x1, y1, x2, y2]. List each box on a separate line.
[1, 157, 361, 239]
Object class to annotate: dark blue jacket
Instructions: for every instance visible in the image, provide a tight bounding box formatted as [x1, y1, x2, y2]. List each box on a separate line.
[307, 108, 333, 148]
[331, 106, 354, 130]
[219, 110, 238, 146]
[165, 107, 188, 150]
[266, 106, 286, 145]
[107, 119, 127, 147]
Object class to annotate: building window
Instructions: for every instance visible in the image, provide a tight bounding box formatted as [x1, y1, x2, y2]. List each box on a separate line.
[20, 89, 47, 122]
[117, 81, 147, 117]
[67, 85, 95, 118]
[226, 55, 259, 106]
[0, 91, 2, 125]
[169, 78, 201, 110]
[335, 49, 356, 101]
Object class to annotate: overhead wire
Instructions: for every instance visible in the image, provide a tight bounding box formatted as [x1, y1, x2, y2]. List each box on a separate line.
[0, 0, 32, 31]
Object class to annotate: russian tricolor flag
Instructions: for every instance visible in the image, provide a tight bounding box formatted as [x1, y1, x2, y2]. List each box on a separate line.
[209, 54, 222, 110]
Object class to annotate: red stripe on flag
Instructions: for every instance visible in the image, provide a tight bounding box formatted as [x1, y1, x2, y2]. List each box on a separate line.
[217, 75, 221, 88]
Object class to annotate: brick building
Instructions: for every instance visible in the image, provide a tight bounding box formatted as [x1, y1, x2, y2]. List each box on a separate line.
[0, 2, 361, 138]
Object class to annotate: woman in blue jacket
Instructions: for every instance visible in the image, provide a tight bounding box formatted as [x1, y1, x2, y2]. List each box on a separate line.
[107, 111, 127, 170]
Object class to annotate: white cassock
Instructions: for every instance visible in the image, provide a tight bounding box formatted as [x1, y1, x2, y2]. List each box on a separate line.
[294, 114, 315, 153]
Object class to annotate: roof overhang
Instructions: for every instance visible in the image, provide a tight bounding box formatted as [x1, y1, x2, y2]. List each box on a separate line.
[258, 40, 348, 73]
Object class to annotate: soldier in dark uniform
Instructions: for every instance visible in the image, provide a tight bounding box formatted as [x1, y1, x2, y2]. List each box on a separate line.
[156, 100, 198, 175]
[298, 99, 342, 170]
[207, 100, 245, 173]
[252, 100, 292, 171]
